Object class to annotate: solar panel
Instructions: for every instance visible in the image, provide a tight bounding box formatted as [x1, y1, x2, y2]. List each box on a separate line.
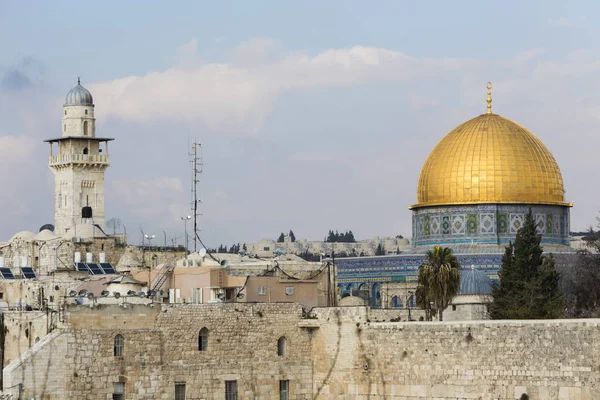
[0, 267, 15, 279]
[74, 262, 88, 273]
[86, 263, 105, 275]
[100, 263, 116, 274]
[21, 267, 37, 279]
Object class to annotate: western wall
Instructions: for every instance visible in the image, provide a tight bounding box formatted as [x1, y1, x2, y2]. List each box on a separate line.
[1, 304, 598, 399]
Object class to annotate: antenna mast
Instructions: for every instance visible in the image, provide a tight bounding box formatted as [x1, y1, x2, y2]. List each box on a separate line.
[189, 142, 203, 252]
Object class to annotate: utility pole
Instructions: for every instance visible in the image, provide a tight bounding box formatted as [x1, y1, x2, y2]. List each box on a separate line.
[189, 142, 203, 252]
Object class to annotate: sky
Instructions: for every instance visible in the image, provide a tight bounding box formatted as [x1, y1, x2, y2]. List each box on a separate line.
[1, 1, 599, 247]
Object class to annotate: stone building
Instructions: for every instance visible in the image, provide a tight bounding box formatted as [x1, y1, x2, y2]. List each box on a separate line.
[46, 78, 112, 238]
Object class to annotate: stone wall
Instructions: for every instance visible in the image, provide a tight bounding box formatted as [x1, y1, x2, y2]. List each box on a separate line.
[4, 303, 313, 399]
[311, 307, 600, 399]
[4, 304, 600, 399]
[2, 311, 53, 368]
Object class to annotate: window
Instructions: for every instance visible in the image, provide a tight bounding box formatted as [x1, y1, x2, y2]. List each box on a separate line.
[263, 246, 270, 251]
[285, 286, 294, 296]
[113, 382, 124, 400]
[277, 336, 287, 356]
[83, 120, 88, 136]
[280, 380, 289, 400]
[83, 147, 88, 155]
[175, 382, 186, 400]
[225, 380, 237, 400]
[114, 334, 124, 357]
[49, 295, 54, 302]
[452, 304, 457, 311]
[258, 286, 266, 295]
[85, 109, 88, 115]
[63, 124, 66, 132]
[64, 110, 67, 116]
[198, 328, 208, 351]
[0, 292, 3, 299]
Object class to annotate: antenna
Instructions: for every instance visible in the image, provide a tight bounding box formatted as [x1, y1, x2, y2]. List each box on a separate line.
[189, 142, 204, 252]
[106, 218, 122, 236]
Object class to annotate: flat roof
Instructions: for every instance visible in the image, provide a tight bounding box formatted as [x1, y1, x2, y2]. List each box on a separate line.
[44, 136, 115, 143]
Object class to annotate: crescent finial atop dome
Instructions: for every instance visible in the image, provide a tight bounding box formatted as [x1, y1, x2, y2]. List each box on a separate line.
[486, 82, 492, 114]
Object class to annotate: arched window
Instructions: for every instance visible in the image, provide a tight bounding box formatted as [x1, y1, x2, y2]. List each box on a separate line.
[83, 121, 88, 136]
[277, 336, 287, 356]
[114, 334, 124, 357]
[198, 328, 208, 351]
[408, 295, 416, 308]
[392, 296, 402, 308]
[83, 147, 88, 155]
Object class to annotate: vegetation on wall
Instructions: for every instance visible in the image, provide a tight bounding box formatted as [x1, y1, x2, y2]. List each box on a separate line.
[325, 230, 356, 243]
[415, 246, 461, 321]
[489, 209, 564, 319]
[559, 220, 600, 318]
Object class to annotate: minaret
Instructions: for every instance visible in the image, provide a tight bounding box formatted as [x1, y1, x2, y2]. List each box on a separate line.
[45, 79, 114, 238]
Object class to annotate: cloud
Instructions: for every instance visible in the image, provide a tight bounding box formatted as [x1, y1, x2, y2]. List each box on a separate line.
[88, 41, 477, 133]
[0, 57, 43, 91]
[0, 136, 35, 161]
[548, 17, 574, 27]
[511, 48, 545, 67]
[1, 69, 31, 90]
[112, 177, 186, 221]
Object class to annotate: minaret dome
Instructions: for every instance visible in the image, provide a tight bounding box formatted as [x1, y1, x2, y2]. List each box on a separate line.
[64, 77, 94, 106]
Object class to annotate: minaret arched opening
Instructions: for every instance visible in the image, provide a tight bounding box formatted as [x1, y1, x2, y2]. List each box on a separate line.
[83, 121, 88, 136]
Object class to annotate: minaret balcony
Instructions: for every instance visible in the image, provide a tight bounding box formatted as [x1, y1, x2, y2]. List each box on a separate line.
[49, 154, 109, 166]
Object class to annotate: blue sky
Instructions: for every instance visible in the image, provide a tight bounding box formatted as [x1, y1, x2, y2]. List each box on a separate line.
[0, 1, 599, 246]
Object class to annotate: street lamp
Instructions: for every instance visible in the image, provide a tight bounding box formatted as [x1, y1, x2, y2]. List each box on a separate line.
[181, 216, 191, 265]
[144, 234, 155, 247]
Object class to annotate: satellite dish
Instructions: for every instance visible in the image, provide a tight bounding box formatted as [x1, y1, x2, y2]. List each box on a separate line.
[127, 290, 137, 296]
[220, 260, 229, 268]
[238, 249, 246, 256]
[101, 290, 110, 297]
[237, 292, 245, 299]
[113, 292, 121, 299]
[78, 289, 88, 296]
[74, 297, 84, 305]
[69, 290, 77, 297]
[87, 292, 94, 300]
[39, 224, 55, 232]
[217, 293, 225, 301]
[147, 290, 156, 297]
[138, 291, 146, 297]
[198, 248, 207, 258]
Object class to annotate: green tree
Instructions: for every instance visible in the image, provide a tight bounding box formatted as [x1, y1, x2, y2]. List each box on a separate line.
[277, 232, 285, 243]
[416, 246, 461, 321]
[489, 209, 564, 319]
[375, 243, 386, 256]
[289, 230, 296, 242]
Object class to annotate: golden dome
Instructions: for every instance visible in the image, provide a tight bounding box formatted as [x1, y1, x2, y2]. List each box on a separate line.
[411, 113, 570, 209]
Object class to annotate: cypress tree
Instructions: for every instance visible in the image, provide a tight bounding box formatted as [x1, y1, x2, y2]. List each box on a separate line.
[490, 209, 564, 319]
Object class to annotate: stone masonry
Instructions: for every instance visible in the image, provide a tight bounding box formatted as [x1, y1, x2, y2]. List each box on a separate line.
[3, 304, 600, 399]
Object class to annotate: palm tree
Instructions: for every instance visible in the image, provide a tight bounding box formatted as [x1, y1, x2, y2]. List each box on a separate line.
[416, 246, 461, 321]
